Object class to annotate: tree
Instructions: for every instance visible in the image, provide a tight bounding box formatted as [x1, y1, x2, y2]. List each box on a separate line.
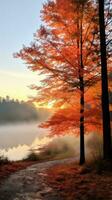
[41, 82, 102, 135]
[98, 0, 112, 160]
[15, 0, 100, 164]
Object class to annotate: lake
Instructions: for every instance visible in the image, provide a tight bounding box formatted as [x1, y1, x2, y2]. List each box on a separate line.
[0, 122, 51, 161]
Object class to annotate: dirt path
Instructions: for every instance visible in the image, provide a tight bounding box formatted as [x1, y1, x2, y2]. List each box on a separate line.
[0, 158, 76, 200]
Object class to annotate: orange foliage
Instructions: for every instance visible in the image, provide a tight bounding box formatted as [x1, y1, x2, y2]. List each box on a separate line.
[15, 0, 111, 136]
[15, 0, 100, 105]
[41, 82, 102, 135]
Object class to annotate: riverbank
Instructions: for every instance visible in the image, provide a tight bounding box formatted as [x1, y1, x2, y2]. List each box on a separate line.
[0, 161, 36, 184]
[0, 158, 112, 200]
[0, 158, 75, 200]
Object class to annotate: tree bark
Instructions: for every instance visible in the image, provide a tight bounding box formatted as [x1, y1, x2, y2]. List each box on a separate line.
[79, 75, 85, 165]
[98, 0, 112, 159]
[79, 6, 85, 165]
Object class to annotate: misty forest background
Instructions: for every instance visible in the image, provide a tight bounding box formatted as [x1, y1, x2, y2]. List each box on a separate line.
[1, 91, 112, 123]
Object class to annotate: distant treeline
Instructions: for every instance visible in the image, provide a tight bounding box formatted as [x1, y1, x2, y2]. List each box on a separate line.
[0, 96, 38, 123]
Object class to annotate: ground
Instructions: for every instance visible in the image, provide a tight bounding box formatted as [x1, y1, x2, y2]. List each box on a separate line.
[0, 158, 75, 200]
[0, 161, 35, 184]
[0, 158, 112, 200]
[47, 161, 112, 200]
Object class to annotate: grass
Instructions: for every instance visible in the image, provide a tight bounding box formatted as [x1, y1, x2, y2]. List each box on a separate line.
[38, 136, 76, 160]
[86, 133, 112, 174]
[24, 136, 76, 162]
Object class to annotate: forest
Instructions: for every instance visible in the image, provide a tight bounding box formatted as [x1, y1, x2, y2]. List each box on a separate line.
[0, 96, 38, 123]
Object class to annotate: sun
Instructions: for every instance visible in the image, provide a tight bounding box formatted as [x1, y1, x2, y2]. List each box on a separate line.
[34, 101, 56, 109]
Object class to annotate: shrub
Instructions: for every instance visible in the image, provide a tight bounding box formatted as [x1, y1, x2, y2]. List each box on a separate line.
[39, 136, 76, 160]
[86, 134, 112, 173]
[0, 155, 9, 165]
[25, 151, 40, 161]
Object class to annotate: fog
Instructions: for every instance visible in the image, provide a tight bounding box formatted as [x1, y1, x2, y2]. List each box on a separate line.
[0, 102, 54, 161]
[0, 121, 102, 161]
[0, 122, 46, 148]
[39, 133, 103, 162]
[0, 122, 52, 160]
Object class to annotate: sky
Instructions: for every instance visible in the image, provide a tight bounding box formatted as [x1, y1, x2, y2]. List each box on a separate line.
[0, 0, 45, 101]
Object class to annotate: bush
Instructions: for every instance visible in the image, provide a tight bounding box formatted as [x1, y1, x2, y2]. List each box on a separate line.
[85, 134, 112, 173]
[39, 136, 76, 160]
[25, 151, 40, 161]
[86, 133, 103, 162]
[0, 155, 9, 165]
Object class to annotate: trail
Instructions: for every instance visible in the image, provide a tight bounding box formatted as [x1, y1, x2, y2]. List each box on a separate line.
[0, 157, 76, 200]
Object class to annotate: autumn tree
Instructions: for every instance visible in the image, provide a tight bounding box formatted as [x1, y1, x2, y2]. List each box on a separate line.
[41, 82, 102, 135]
[15, 0, 100, 164]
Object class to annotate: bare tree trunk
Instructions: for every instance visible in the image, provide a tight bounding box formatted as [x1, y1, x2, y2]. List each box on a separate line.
[79, 74, 85, 165]
[79, 6, 85, 165]
[98, 0, 112, 159]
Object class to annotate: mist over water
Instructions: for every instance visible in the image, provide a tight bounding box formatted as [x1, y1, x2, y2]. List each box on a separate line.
[0, 122, 45, 148]
[0, 120, 102, 161]
[0, 121, 51, 161]
[0, 103, 53, 161]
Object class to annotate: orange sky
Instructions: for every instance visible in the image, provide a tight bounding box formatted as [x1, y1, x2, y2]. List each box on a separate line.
[0, 69, 43, 101]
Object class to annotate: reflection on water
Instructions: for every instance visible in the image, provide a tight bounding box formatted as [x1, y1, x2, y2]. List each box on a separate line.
[0, 122, 51, 161]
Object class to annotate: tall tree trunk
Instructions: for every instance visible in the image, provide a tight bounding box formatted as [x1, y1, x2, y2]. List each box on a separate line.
[98, 0, 112, 159]
[79, 75, 85, 165]
[79, 6, 85, 165]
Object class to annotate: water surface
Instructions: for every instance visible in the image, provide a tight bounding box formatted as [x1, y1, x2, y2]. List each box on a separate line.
[0, 122, 50, 161]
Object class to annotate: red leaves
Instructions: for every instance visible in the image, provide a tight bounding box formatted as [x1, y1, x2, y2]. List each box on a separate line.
[38, 26, 48, 38]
